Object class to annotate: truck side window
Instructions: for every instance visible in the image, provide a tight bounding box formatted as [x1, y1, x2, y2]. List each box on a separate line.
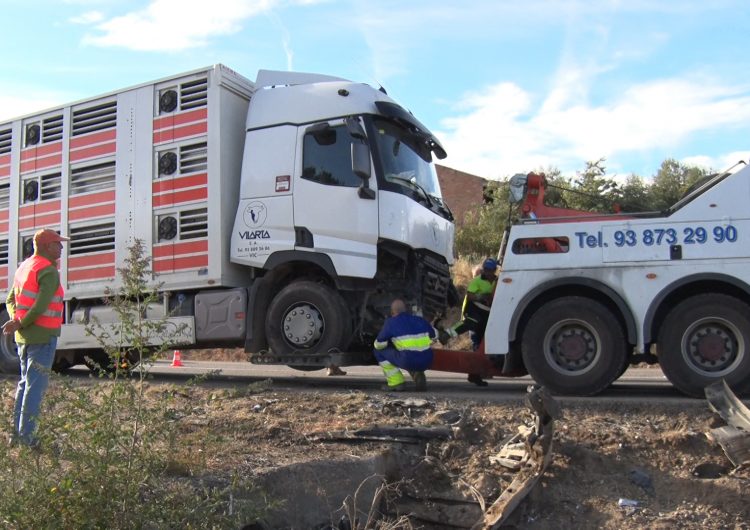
[301, 125, 360, 188]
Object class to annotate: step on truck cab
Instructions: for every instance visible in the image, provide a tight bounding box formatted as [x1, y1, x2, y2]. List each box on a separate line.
[0, 64, 455, 372]
[483, 164, 750, 397]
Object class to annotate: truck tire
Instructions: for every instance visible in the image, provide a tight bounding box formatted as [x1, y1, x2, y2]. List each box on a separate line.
[335, 295, 354, 351]
[658, 294, 750, 398]
[265, 281, 347, 369]
[0, 309, 20, 373]
[521, 296, 627, 396]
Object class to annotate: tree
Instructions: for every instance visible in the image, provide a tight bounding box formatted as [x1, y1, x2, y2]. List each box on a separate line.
[454, 180, 511, 258]
[563, 158, 622, 212]
[650, 158, 710, 211]
[618, 174, 654, 213]
[453, 157, 712, 261]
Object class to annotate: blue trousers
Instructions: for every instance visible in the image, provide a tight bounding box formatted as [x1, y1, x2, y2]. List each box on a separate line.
[14, 337, 56, 446]
[373, 347, 433, 372]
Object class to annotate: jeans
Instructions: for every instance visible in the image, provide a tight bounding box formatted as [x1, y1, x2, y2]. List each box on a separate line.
[13, 337, 57, 446]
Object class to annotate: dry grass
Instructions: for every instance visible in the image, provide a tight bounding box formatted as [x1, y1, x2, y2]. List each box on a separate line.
[452, 256, 482, 293]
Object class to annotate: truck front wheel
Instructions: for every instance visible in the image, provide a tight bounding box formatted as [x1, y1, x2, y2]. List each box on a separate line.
[658, 294, 750, 398]
[265, 281, 346, 369]
[521, 296, 627, 396]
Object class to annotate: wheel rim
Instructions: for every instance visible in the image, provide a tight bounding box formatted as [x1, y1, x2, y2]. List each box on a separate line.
[543, 318, 601, 375]
[680, 317, 744, 376]
[281, 303, 324, 349]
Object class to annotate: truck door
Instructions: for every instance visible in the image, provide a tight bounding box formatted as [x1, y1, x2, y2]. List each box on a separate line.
[293, 120, 379, 279]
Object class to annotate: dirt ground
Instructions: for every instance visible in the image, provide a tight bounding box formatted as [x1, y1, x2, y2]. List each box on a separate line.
[154, 372, 749, 529]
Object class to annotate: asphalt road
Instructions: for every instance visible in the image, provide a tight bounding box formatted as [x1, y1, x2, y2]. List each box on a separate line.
[63, 360, 703, 405]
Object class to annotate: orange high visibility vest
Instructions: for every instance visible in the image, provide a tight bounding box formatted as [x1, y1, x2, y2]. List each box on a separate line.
[13, 255, 64, 329]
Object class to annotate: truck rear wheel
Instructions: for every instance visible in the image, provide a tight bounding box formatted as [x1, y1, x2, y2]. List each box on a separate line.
[265, 281, 347, 369]
[521, 296, 627, 396]
[0, 309, 20, 373]
[658, 294, 750, 398]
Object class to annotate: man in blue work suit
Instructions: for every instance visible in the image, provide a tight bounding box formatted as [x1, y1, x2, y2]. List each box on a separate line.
[373, 298, 436, 392]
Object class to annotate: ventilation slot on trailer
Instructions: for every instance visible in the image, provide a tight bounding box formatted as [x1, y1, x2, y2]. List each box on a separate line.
[0, 182, 9, 210]
[71, 161, 116, 195]
[180, 142, 207, 174]
[72, 100, 117, 136]
[0, 239, 7, 265]
[69, 222, 116, 255]
[180, 78, 208, 110]
[0, 128, 11, 155]
[40, 172, 62, 200]
[43, 114, 64, 143]
[180, 208, 208, 240]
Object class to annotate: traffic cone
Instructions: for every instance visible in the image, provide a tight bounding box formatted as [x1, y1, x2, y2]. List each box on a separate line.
[171, 349, 184, 367]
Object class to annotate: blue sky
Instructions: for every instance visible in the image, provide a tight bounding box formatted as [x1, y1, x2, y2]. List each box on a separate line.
[1, 0, 749, 180]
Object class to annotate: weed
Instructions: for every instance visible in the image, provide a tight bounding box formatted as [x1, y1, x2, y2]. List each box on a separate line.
[0, 240, 267, 529]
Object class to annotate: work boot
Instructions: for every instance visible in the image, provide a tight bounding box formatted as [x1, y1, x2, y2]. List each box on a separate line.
[326, 365, 347, 376]
[411, 371, 427, 392]
[468, 374, 488, 387]
[381, 383, 405, 392]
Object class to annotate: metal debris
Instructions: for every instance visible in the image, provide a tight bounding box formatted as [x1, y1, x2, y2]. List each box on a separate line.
[705, 380, 750, 467]
[306, 388, 561, 529]
[617, 498, 641, 508]
[309, 425, 452, 444]
[471, 387, 561, 530]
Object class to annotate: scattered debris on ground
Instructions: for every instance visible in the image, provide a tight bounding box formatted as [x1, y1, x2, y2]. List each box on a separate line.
[705, 379, 750, 468]
[27, 373, 749, 529]
[308, 387, 560, 529]
[134, 379, 747, 529]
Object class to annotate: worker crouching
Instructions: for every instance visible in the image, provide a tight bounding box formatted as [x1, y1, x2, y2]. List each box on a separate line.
[373, 299, 436, 392]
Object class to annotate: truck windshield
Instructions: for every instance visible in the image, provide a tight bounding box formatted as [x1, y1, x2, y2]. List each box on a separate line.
[367, 116, 448, 217]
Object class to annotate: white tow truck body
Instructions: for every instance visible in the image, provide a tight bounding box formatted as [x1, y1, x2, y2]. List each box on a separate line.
[484, 165, 750, 396]
[0, 64, 455, 372]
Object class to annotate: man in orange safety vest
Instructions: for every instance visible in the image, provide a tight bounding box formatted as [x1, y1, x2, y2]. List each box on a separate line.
[3, 228, 69, 448]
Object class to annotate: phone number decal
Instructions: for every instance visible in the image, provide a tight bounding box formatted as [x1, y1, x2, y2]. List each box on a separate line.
[576, 225, 739, 248]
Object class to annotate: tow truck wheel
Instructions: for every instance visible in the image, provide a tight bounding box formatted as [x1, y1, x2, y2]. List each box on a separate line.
[0, 309, 20, 373]
[521, 296, 627, 396]
[266, 281, 346, 370]
[658, 294, 750, 398]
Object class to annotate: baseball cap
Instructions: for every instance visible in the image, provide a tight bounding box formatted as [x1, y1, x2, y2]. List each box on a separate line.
[482, 258, 498, 271]
[33, 228, 70, 247]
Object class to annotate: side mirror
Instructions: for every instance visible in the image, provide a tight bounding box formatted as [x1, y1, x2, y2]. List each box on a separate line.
[351, 142, 375, 200]
[351, 142, 371, 181]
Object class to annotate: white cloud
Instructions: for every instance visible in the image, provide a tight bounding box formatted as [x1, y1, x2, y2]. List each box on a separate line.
[0, 90, 71, 123]
[437, 73, 750, 180]
[81, 0, 279, 52]
[682, 152, 750, 172]
[264, 11, 294, 70]
[69, 10, 105, 24]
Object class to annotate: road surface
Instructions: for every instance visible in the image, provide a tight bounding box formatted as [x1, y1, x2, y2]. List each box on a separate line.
[64, 361, 697, 404]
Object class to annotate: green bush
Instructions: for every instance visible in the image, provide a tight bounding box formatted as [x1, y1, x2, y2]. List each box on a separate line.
[0, 240, 265, 529]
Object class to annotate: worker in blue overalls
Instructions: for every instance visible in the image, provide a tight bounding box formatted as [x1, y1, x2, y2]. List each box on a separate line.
[373, 298, 436, 392]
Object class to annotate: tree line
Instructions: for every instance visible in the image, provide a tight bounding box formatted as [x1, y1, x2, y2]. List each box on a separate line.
[454, 157, 719, 258]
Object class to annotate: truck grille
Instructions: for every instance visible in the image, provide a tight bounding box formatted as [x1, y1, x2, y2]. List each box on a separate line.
[417, 252, 451, 320]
